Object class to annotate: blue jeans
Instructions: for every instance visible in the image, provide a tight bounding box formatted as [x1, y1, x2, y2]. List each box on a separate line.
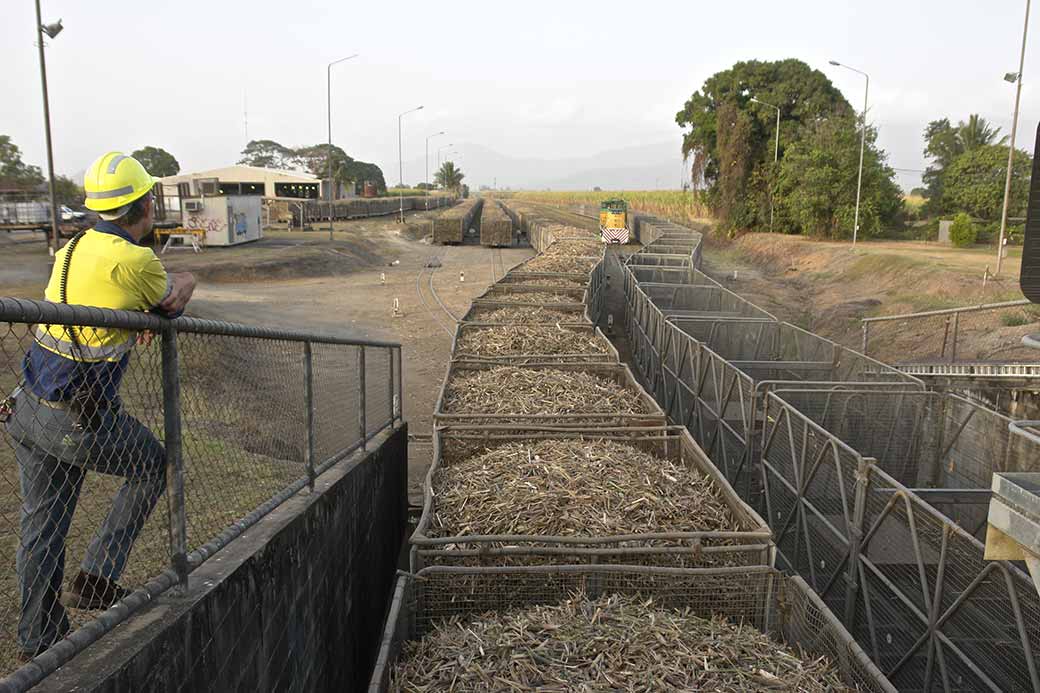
[4, 391, 166, 654]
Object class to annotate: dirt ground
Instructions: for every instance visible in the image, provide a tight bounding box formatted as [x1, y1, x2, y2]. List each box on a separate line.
[699, 232, 1037, 364]
[0, 212, 534, 503]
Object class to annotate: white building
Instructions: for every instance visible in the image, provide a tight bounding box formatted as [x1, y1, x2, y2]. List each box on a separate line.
[160, 165, 323, 199]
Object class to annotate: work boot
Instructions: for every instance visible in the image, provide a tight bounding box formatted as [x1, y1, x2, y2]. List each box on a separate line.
[61, 571, 128, 611]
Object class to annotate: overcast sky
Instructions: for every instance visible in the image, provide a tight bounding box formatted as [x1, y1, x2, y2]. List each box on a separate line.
[3, 0, 1036, 191]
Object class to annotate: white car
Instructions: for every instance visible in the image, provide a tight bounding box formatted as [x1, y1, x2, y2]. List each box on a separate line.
[60, 205, 86, 222]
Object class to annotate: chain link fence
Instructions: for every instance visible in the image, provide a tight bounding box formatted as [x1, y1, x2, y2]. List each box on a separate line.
[0, 297, 401, 685]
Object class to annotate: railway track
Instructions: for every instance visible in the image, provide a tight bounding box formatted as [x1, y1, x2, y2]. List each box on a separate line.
[415, 248, 458, 338]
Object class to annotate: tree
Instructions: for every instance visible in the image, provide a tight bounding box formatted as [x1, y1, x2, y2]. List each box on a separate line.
[294, 144, 387, 195]
[53, 175, 83, 207]
[0, 135, 44, 187]
[940, 144, 1032, 220]
[131, 146, 180, 176]
[776, 115, 903, 239]
[675, 59, 851, 230]
[922, 114, 1006, 207]
[949, 212, 977, 247]
[238, 139, 297, 169]
[435, 161, 464, 191]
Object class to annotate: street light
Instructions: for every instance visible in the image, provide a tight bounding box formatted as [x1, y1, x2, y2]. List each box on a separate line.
[436, 144, 454, 172]
[749, 96, 781, 232]
[996, 0, 1031, 276]
[34, 1, 62, 257]
[829, 59, 869, 246]
[398, 105, 423, 222]
[425, 130, 445, 210]
[326, 53, 359, 241]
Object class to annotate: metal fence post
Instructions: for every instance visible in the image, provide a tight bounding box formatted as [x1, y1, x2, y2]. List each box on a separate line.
[358, 345, 367, 449]
[395, 346, 403, 423]
[950, 312, 960, 363]
[303, 341, 315, 491]
[161, 323, 188, 589]
[843, 456, 873, 628]
[387, 346, 394, 429]
[860, 321, 869, 356]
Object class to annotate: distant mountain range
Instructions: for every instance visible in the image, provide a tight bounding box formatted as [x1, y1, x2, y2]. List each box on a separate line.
[399, 140, 690, 191]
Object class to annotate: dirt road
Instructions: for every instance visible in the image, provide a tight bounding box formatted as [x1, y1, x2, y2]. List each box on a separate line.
[0, 213, 534, 501]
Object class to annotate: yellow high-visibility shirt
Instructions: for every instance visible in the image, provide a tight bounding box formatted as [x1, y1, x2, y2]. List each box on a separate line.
[25, 221, 170, 401]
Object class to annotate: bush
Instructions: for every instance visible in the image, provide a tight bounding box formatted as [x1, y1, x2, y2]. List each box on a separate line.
[949, 213, 977, 247]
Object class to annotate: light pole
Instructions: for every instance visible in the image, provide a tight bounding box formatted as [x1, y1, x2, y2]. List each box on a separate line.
[830, 60, 869, 246]
[750, 96, 781, 232]
[996, 0, 1031, 276]
[436, 144, 454, 173]
[398, 105, 423, 222]
[326, 53, 359, 241]
[34, 2, 62, 257]
[425, 130, 445, 210]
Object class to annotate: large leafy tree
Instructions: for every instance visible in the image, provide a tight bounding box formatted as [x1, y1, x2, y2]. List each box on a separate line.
[435, 161, 464, 191]
[940, 144, 1031, 220]
[237, 140, 386, 193]
[922, 114, 1006, 206]
[238, 139, 297, 169]
[675, 59, 852, 231]
[131, 146, 180, 176]
[0, 135, 44, 187]
[294, 144, 386, 194]
[776, 115, 902, 239]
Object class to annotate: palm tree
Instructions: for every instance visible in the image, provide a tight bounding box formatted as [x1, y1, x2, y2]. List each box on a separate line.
[956, 114, 1007, 152]
[435, 161, 464, 191]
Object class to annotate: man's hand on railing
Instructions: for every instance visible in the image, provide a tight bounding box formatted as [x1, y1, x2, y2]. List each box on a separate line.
[159, 273, 197, 318]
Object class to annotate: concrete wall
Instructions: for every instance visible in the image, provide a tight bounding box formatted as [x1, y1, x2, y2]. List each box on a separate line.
[38, 425, 408, 693]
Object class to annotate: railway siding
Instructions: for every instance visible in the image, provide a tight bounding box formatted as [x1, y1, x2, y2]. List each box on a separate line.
[477, 199, 512, 247]
[432, 198, 483, 244]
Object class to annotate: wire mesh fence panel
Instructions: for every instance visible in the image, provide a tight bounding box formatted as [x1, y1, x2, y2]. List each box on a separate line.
[364, 346, 393, 438]
[759, 391, 1040, 692]
[310, 343, 362, 467]
[772, 389, 1040, 540]
[0, 320, 171, 675]
[177, 334, 307, 557]
[0, 298, 403, 684]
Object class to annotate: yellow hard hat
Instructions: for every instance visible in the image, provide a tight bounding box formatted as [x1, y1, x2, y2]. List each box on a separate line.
[83, 151, 157, 212]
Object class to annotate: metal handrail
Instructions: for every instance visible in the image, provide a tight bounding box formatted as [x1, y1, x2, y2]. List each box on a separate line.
[0, 297, 400, 347]
[861, 298, 1030, 323]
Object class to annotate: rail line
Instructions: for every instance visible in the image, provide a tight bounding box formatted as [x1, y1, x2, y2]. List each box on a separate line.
[415, 248, 457, 338]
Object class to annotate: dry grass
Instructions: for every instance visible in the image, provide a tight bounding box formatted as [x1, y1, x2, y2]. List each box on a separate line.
[442, 367, 646, 417]
[430, 439, 744, 538]
[468, 306, 589, 324]
[455, 325, 610, 359]
[390, 590, 847, 692]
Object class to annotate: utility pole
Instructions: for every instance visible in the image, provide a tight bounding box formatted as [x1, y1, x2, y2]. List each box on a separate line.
[425, 131, 445, 210]
[996, 0, 1031, 276]
[34, 0, 61, 257]
[830, 60, 869, 246]
[398, 105, 423, 222]
[750, 96, 781, 232]
[326, 53, 358, 241]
